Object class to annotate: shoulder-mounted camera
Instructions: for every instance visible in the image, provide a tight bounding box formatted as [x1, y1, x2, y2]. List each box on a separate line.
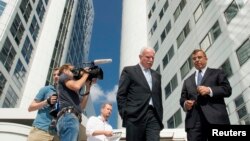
[71, 66, 103, 81]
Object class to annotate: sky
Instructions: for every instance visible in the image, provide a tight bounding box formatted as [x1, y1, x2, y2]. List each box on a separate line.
[88, 0, 122, 128]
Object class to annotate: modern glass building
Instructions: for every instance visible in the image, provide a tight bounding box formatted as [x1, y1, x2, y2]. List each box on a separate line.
[0, 0, 94, 139]
[119, 0, 250, 139]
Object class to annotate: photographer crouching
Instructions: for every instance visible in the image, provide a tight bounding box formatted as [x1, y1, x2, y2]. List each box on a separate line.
[56, 64, 102, 141]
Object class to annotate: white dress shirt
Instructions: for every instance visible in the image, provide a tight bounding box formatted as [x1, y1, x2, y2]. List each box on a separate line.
[86, 115, 113, 141]
[139, 64, 153, 106]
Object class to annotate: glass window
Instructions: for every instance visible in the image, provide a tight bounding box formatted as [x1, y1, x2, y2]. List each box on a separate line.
[235, 95, 244, 107]
[148, 2, 156, 20]
[164, 74, 178, 100]
[173, 7, 181, 21]
[171, 74, 178, 91]
[0, 71, 7, 97]
[19, 0, 32, 22]
[200, 21, 221, 51]
[0, 0, 6, 16]
[183, 22, 190, 36]
[165, 21, 171, 34]
[236, 38, 250, 66]
[174, 109, 182, 127]
[22, 36, 34, 64]
[167, 109, 182, 128]
[163, 45, 174, 68]
[194, 4, 203, 22]
[180, 60, 189, 79]
[12, 60, 27, 89]
[148, 11, 152, 19]
[202, 0, 212, 9]
[154, 41, 159, 52]
[200, 34, 211, 51]
[234, 95, 248, 120]
[194, 0, 212, 22]
[161, 21, 171, 43]
[237, 106, 247, 119]
[220, 59, 233, 77]
[177, 32, 185, 47]
[29, 16, 40, 41]
[174, 0, 186, 21]
[177, 21, 190, 48]
[180, 0, 186, 10]
[151, 21, 157, 35]
[210, 21, 221, 42]
[3, 86, 18, 108]
[239, 115, 250, 125]
[180, 55, 193, 79]
[224, 1, 238, 23]
[224, 0, 246, 23]
[0, 38, 16, 71]
[159, 1, 169, 20]
[163, 0, 169, 11]
[161, 30, 166, 43]
[10, 14, 25, 45]
[167, 116, 174, 128]
[164, 83, 171, 99]
[36, 0, 45, 22]
[159, 9, 164, 20]
[152, 2, 156, 12]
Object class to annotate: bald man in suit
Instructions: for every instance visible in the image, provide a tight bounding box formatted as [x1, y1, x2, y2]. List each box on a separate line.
[117, 47, 163, 141]
[180, 49, 232, 141]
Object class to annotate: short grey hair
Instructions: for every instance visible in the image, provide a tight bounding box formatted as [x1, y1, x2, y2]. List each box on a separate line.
[140, 47, 155, 55]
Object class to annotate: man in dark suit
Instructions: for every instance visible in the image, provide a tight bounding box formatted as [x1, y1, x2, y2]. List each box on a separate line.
[117, 47, 163, 141]
[180, 49, 232, 141]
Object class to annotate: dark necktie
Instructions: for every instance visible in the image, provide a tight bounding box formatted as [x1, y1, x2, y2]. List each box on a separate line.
[197, 70, 202, 86]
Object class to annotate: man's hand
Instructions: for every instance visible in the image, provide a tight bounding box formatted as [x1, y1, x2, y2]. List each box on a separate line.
[104, 131, 113, 137]
[197, 86, 210, 96]
[47, 94, 58, 106]
[184, 100, 195, 110]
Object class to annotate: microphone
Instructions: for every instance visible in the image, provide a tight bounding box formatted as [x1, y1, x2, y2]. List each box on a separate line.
[93, 59, 112, 65]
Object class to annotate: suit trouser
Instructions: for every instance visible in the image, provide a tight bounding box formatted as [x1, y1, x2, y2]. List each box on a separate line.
[126, 107, 161, 141]
[187, 106, 209, 141]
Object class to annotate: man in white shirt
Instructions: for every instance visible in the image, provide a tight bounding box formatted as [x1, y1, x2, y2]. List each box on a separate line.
[86, 103, 113, 141]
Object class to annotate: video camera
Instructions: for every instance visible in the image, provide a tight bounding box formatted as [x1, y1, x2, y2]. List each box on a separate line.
[71, 59, 112, 81]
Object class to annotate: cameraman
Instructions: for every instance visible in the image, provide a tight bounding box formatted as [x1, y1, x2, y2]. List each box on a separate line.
[27, 68, 60, 141]
[56, 64, 94, 141]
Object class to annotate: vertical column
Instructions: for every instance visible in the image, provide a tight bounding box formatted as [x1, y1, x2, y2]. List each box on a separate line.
[118, 0, 148, 128]
[119, 0, 148, 71]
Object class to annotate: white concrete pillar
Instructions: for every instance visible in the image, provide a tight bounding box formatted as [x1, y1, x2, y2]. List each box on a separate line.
[118, 0, 148, 128]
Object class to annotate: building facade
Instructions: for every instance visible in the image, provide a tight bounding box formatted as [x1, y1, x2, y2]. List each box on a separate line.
[0, 0, 94, 139]
[119, 0, 250, 131]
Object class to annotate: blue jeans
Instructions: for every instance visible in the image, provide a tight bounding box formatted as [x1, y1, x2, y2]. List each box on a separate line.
[56, 112, 79, 141]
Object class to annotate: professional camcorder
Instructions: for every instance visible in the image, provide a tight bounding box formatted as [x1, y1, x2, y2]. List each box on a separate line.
[71, 66, 103, 80]
[71, 59, 112, 81]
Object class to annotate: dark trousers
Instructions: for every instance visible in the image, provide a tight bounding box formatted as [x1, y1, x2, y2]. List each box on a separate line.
[187, 106, 209, 141]
[126, 107, 161, 141]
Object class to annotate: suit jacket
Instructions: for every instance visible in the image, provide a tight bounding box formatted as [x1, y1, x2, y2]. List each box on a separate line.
[180, 68, 232, 130]
[117, 64, 163, 128]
